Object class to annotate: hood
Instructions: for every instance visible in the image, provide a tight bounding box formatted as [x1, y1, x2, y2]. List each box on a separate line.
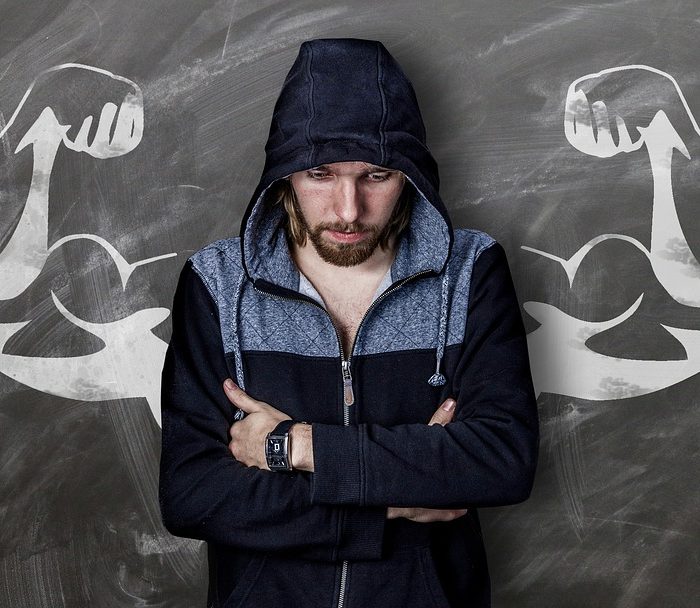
[239, 38, 453, 292]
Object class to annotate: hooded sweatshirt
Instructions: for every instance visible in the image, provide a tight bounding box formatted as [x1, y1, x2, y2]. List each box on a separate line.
[159, 38, 539, 608]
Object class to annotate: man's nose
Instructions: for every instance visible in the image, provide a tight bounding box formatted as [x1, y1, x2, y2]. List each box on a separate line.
[333, 179, 363, 224]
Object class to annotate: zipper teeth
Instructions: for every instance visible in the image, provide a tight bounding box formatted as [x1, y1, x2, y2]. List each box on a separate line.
[337, 560, 349, 608]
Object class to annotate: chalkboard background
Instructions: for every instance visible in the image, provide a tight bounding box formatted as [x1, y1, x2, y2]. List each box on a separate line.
[1, 1, 698, 606]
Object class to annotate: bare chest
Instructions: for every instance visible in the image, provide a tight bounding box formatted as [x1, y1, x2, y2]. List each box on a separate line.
[323, 294, 374, 356]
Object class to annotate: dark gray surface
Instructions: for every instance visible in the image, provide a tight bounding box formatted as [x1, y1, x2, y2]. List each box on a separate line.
[1, 1, 698, 606]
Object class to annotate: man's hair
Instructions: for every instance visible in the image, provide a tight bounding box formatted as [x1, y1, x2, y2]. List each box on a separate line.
[270, 176, 415, 250]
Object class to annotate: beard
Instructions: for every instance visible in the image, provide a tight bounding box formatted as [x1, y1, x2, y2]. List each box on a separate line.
[292, 199, 391, 267]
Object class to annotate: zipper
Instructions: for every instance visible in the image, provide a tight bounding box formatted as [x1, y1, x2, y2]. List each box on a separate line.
[336, 269, 432, 608]
[341, 360, 354, 425]
[253, 269, 433, 608]
[337, 559, 349, 608]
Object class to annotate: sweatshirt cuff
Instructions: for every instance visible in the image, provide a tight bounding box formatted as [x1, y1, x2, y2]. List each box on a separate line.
[310, 423, 363, 505]
[337, 505, 386, 561]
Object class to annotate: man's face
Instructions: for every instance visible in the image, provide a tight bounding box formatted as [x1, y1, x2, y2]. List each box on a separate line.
[288, 161, 405, 267]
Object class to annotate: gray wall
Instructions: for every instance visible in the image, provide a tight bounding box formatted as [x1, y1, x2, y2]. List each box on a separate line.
[1, 1, 698, 606]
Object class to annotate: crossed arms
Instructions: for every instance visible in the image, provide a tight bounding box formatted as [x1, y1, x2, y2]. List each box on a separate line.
[223, 377, 465, 523]
[158, 243, 539, 561]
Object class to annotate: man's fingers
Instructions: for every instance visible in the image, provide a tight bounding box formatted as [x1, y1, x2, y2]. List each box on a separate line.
[428, 398, 456, 426]
[223, 379, 260, 412]
[393, 507, 469, 523]
[415, 508, 467, 522]
[430, 508, 466, 522]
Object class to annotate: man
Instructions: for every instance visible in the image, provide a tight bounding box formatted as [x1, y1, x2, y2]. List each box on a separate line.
[159, 38, 539, 608]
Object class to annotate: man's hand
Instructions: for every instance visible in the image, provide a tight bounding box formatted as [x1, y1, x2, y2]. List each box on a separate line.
[223, 379, 291, 470]
[387, 397, 468, 523]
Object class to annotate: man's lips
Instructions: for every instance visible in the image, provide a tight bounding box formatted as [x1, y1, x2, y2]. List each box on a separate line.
[325, 229, 368, 243]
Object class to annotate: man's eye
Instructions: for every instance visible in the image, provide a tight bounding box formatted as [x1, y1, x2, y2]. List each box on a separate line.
[307, 171, 329, 179]
[366, 172, 392, 182]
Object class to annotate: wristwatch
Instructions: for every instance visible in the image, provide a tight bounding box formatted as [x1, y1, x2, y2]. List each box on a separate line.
[265, 419, 307, 472]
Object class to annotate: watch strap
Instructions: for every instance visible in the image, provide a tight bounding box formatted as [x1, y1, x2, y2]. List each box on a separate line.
[271, 419, 297, 436]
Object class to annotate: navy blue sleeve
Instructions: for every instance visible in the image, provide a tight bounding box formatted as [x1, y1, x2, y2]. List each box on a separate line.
[310, 241, 540, 508]
[158, 260, 386, 560]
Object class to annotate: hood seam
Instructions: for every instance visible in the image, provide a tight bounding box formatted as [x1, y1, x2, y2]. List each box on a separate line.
[376, 42, 387, 165]
[304, 43, 316, 167]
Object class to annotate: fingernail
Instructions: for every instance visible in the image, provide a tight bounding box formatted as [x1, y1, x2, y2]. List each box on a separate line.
[224, 379, 236, 390]
[442, 399, 456, 412]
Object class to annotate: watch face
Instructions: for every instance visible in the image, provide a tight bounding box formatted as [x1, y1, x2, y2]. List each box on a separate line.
[266, 435, 290, 470]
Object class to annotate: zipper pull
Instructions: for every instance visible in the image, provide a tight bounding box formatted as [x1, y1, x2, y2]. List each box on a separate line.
[341, 360, 355, 406]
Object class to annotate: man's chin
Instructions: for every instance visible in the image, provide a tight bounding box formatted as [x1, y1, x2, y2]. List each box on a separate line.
[312, 239, 376, 267]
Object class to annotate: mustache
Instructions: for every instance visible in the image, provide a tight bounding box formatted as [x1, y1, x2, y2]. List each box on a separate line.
[314, 222, 379, 235]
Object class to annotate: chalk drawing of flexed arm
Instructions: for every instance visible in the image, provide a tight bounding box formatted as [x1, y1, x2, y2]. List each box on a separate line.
[0, 64, 177, 425]
[525, 65, 700, 307]
[0, 63, 172, 300]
